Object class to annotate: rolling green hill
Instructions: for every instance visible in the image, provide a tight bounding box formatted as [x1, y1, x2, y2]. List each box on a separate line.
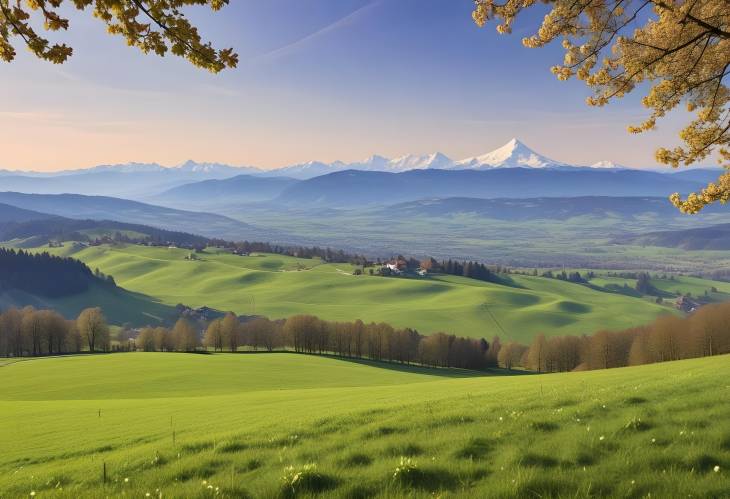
[0, 353, 727, 498]
[24, 243, 683, 340]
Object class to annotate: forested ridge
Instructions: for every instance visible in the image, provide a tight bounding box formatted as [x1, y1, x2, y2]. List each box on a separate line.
[0, 218, 210, 247]
[0, 248, 113, 298]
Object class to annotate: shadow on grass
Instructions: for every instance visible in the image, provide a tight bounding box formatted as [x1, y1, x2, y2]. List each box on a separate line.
[205, 350, 536, 378]
[317, 354, 535, 378]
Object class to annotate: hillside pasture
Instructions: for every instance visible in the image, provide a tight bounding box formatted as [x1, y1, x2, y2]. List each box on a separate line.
[27, 244, 683, 340]
[0, 353, 728, 498]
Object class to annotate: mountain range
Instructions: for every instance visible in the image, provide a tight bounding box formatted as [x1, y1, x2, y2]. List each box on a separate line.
[273, 168, 711, 207]
[0, 138, 722, 210]
[3, 139, 717, 186]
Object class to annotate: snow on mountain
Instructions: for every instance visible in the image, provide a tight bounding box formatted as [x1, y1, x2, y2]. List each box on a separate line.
[357, 154, 391, 170]
[589, 160, 628, 169]
[176, 160, 260, 175]
[453, 138, 566, 169]
[80, 162, 168, 174]
[264, 153, 454, 178]
[265, 160, 347, 179]
[388, 152, 454, 170]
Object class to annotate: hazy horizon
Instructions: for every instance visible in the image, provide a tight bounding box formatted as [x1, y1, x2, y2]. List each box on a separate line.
[0, 137, 720, 174]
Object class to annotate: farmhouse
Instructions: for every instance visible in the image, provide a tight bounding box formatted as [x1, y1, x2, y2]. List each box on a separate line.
[386, 262, 402, 274]
[675, 296, 699, 313]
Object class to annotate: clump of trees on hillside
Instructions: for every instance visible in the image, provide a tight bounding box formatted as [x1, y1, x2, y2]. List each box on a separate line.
[495, 302, 730, 372]
[135, 318, 202, 353]
[0, 307, 109, 356]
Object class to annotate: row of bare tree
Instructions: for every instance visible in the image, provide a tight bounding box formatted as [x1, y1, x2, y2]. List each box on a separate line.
[497, 302, 730, 372]
[0, 307, 110, 356]
[4, 301, 729, 372]
[199, 314, 494, 370]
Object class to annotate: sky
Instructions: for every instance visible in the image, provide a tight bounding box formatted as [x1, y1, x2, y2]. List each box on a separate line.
[0, 0, 694, 171]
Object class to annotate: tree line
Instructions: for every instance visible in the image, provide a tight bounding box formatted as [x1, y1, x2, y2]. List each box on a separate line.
[424, 258, 505, 284]
[200, 314, 495, 370]
[496, 302, 730, 372]
[0, 307, 109, 356]
[2, 306, 497, 370]
[208, 240, 371, 266]
[4, 302, 729, 374]
[0, 248, 114, 298]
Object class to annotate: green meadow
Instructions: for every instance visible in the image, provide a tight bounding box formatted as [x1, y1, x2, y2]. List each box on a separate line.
[0, 353, 728, 498]
[22, 243, 694, 341]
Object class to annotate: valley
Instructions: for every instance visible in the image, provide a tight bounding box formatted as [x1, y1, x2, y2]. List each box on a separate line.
[10, 242, 728, 342]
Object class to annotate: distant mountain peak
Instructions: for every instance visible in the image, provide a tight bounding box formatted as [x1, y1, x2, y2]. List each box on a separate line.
[455, 138, 564, 170]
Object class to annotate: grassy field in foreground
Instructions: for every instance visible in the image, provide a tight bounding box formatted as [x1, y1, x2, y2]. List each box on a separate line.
[0, 353, 728, 498]
[23, 243, 691, 341]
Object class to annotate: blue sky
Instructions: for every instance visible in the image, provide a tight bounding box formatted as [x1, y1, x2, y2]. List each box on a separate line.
[0, 0, 689, 171]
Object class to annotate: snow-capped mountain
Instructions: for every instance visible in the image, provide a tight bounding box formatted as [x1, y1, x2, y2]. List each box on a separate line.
[265, 139, 574, 178]
[454, 138, 567, 169]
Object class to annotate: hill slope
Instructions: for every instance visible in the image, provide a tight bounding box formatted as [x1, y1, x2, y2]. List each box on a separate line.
[0, 281, 176, 325]
[0, 217, 210, 248]
[35, 243, 674, 340]
[0, 192, 280, 241]
[0, 353, 727, 498]
[150, 174, 299, 208]
[0, 202, 55, 223]
[0, 162, 249, 198]
[615, 223, 730, 250]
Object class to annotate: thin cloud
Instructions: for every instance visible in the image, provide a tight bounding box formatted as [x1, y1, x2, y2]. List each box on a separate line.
[252, 0, 382, 63]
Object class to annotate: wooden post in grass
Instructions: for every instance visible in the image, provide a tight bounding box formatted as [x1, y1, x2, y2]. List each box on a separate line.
[102, 462, 106, 484]
[172, 429, 176, 446]
[98, 408, 101, 418]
